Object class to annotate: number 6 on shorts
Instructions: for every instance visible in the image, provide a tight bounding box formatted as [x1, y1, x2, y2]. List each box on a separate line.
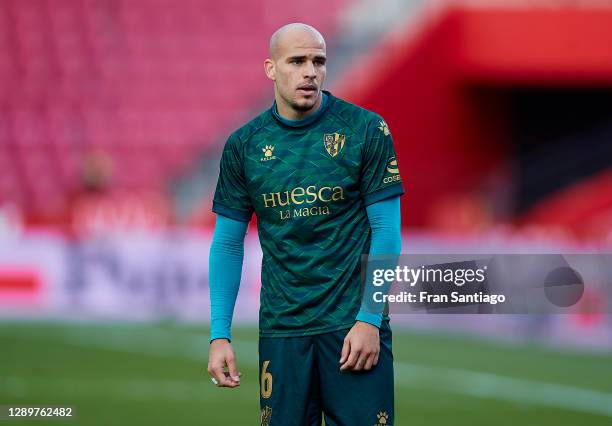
[260, 360, 273, 399]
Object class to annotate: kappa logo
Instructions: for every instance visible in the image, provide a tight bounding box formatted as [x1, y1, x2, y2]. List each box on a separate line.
[324, 133, 345, 157]
[374, 411, 389, 426]
[260, 406, 272, 426]
[378, 120, 390, 136]
[261, 145, 277, 162]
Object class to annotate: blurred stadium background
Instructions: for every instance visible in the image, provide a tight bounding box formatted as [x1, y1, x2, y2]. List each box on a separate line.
[1, 0, 612, 425]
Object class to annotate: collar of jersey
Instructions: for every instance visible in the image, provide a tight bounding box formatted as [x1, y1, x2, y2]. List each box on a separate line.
[271, 91, 330, 128]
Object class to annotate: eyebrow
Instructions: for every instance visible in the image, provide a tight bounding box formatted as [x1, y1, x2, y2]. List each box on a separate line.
[286, 55, 327, 62]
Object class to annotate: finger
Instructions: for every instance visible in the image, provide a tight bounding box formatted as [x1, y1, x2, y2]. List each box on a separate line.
[340, 347, 361, 371]
[373, 352, 380, 366]
[226, 355, 241, 384]
[363, 352, 376, 371]
[210, 365, 233, 387]
[222, 371, 242, 386]
[207, 363, 221, 383]
[339, 338, 350, 364]
[353, 352, 369, 371]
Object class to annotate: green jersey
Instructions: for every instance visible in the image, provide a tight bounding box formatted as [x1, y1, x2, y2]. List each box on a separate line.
[212, 91, 404, 337]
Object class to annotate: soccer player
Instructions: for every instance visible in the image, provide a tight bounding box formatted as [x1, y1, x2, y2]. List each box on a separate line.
[207, 23, 403, 426]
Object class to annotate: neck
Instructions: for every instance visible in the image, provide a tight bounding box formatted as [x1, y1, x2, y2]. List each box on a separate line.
[275, 92, 323, 121]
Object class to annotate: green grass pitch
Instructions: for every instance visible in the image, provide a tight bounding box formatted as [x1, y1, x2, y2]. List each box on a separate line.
[1, 321, 611, 425]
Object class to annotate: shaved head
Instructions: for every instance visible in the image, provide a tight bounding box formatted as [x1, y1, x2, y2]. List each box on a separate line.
[265, 23, 327, 120]
[269, 23, 326, 60]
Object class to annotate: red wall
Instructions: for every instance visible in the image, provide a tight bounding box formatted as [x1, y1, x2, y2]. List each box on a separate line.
[338, 7, 612, 230]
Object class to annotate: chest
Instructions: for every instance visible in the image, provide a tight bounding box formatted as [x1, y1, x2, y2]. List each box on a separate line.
[243, 128, 364, 216]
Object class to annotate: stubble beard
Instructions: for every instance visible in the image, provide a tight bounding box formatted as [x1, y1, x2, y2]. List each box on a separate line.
[288, 91, 319, 112]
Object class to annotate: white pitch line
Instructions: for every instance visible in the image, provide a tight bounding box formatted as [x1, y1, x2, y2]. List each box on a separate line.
[3, 327, 612, 417]
[394, 362, 612, 418]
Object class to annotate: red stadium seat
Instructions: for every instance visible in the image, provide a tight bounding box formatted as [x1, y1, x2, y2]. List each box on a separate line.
[1, 0, 346, 224]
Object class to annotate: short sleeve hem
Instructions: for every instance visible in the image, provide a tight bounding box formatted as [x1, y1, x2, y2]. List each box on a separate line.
[212, 202, 253, 222]
[362, 183, 404, 207]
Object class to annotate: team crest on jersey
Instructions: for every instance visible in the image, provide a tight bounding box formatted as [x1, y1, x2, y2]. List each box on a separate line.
[260, 406, 272, 426]
[324, 133, 345, 157]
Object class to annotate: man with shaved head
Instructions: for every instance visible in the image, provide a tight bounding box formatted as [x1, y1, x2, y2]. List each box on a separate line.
[267, 23, 327, 117]
[208, 22, 403, 425]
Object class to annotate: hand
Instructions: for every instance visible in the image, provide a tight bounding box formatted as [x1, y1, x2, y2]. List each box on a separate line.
[207, 338, 241, 388]
[339, 321, 380, 371]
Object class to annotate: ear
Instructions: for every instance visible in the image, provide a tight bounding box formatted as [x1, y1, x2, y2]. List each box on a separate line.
[264, 59, 276, 81]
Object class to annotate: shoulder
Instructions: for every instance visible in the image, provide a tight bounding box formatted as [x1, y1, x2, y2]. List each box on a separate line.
[226, 109, 274, 148]
[328, 94, 385, 131]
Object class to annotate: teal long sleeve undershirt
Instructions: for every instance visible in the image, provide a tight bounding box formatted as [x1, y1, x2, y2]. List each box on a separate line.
[355, 196, 402, 327]
[208, 215, 248, 342]
[209, 196, 402, 342]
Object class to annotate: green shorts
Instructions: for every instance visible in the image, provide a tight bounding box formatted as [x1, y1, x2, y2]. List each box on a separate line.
[258, 321, 394, 426]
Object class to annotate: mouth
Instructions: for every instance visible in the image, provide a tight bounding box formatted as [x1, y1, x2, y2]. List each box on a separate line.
[297, 84, 317, 96]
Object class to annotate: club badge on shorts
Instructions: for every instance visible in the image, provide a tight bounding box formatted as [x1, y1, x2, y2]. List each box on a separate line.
[260, 406, 272, 426]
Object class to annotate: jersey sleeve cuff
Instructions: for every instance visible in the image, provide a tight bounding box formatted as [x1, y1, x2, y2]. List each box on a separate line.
[210, 331, 232, 343]
[355, 311, 383, 328]
[210, 336, 232, 344]
[212, 201, 253, 222]
[362, 183, 404, 207]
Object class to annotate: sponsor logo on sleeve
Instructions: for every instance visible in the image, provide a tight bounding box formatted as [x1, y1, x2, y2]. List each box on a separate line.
[383, 157, 401, 184]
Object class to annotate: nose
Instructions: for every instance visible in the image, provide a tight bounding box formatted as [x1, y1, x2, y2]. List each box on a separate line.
[303, 60, 316, 78]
